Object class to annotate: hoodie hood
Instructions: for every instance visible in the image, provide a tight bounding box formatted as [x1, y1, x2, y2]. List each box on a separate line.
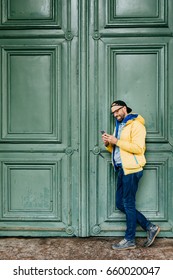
[134, 114, 145, 125]
[115, 113, 145, 137]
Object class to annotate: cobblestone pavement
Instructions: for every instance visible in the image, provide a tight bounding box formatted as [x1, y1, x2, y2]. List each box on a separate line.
[0, 237, 173, 260]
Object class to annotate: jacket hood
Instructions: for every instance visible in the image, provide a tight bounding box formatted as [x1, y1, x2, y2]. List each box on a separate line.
[115, 113, 145, 137]
[120, 113, 145, 125]
[134, 114, 145, 125]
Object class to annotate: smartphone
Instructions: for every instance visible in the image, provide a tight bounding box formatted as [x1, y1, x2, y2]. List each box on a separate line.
[100, 130, 105, 134]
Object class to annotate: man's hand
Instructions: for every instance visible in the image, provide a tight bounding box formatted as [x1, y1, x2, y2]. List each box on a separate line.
[102, 133, 118, 145]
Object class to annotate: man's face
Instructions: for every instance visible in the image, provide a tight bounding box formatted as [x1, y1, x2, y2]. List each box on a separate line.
[111, 105, 127, 122]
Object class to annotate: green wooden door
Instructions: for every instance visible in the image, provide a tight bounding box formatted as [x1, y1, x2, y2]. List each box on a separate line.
[89, 0, 173, 237]
[0, 0, 173, 237]
[0, 0, 79, 236]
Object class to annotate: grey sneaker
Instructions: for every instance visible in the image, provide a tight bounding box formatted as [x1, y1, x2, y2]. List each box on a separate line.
[143, 225, 160, 247]
[112, 239, 136, 250]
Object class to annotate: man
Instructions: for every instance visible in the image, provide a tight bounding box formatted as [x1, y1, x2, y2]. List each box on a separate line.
[102, 100, 160, 250]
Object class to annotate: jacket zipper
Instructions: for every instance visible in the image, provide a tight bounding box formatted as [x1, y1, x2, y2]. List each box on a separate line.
[134, 154, 139, 164]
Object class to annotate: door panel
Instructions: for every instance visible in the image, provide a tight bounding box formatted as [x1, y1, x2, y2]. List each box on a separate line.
[1, 0, 61, 27]
[2, 44, 61, 141]
[0, 0, 79, 236]
[89, 0, 173, 237]
[106, 0, 167, 26]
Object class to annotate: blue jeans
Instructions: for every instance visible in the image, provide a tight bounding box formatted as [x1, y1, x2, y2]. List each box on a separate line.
[116, 168, 151, 241]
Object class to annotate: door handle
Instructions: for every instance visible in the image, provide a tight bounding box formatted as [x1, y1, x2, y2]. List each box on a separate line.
[92, 146, 105, 159]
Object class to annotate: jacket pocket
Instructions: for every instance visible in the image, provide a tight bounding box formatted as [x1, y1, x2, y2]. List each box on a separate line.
[121, 151, 146, 169]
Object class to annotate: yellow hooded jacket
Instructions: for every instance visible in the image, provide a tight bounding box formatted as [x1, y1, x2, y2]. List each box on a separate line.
[106, 114, 146, 175]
